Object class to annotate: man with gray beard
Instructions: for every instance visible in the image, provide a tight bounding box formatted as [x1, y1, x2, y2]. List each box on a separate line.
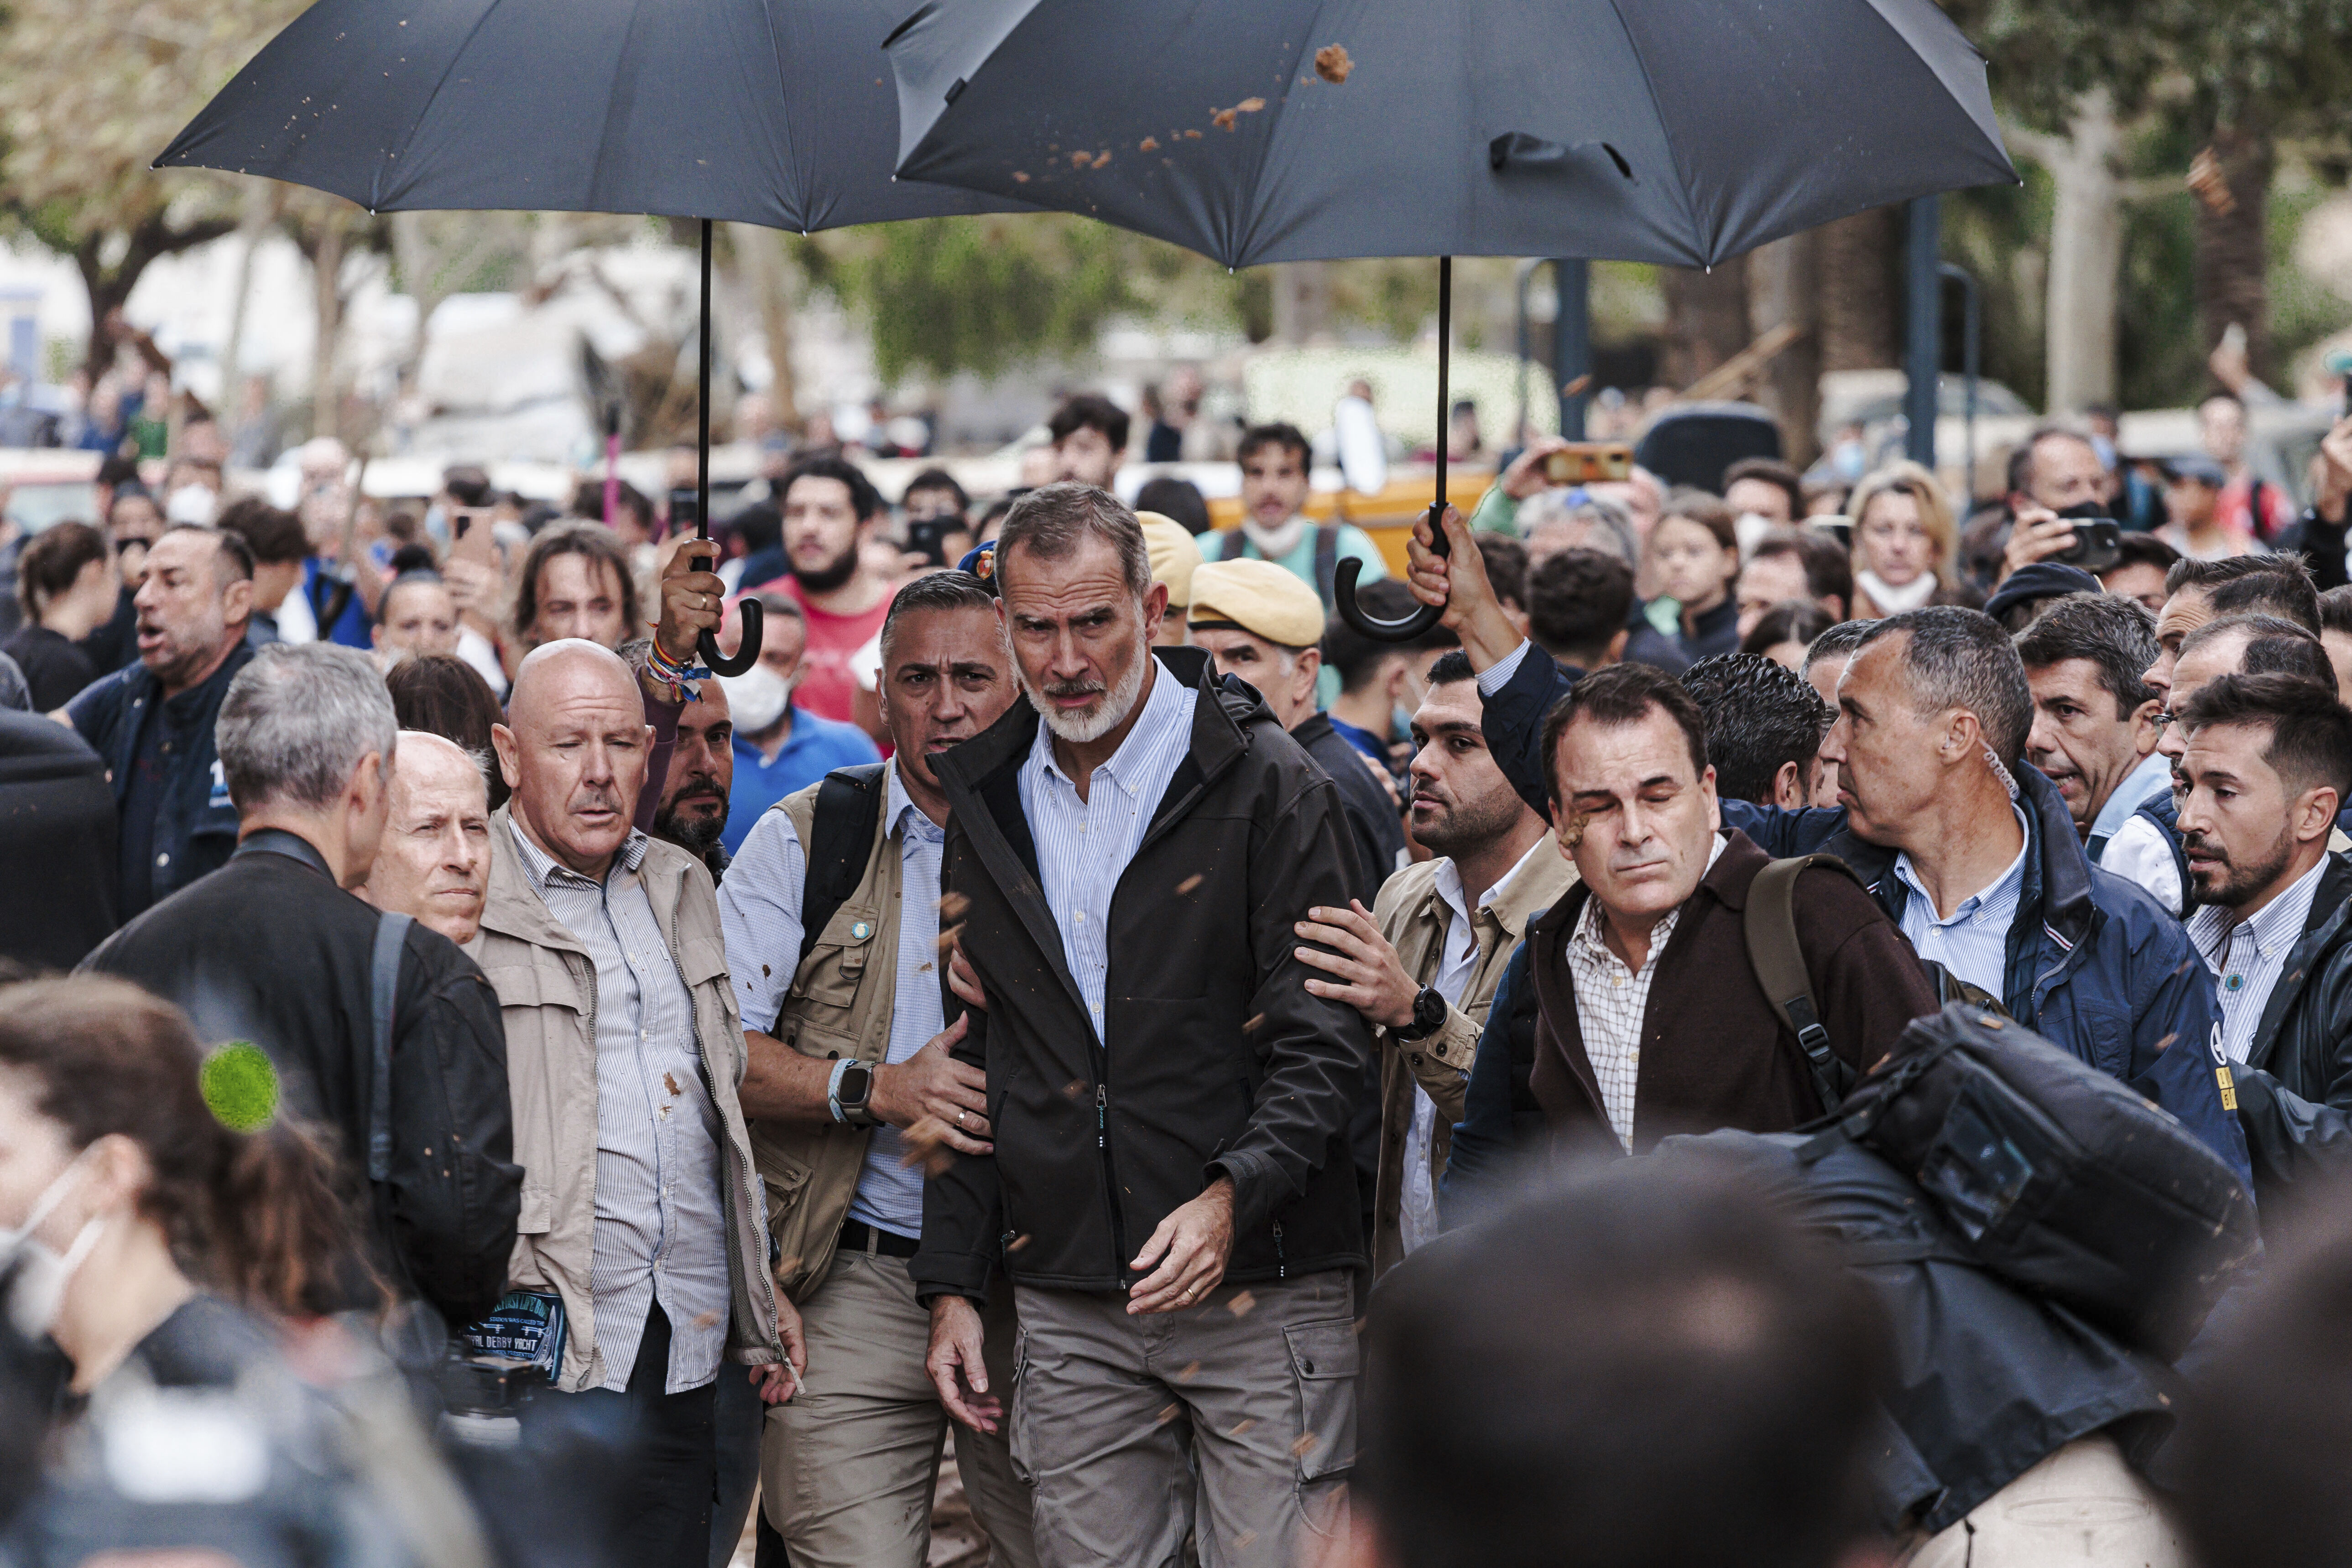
[1290, 649, 1575, 1275]
[914, 483, 1372, 1566]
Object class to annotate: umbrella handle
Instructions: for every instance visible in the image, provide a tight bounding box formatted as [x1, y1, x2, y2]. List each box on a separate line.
[699, 600, 763, 677]
[689, 216, 763, 678]
[1331, 500, 1450, 640]
[1333, 255, 1454, 642]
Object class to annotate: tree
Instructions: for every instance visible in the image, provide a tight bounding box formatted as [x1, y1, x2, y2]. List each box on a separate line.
[0, 0, 305, 367]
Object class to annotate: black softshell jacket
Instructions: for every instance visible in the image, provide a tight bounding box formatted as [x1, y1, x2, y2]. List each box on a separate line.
[913, 647, 1371, 1300]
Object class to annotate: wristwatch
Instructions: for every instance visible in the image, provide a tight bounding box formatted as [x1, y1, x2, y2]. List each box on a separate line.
[829, 1059, 877, 1126]
[1392, 986, 1447, 1042]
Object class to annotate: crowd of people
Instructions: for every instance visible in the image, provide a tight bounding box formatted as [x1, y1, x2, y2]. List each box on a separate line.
[5, 378, 2352, 1568]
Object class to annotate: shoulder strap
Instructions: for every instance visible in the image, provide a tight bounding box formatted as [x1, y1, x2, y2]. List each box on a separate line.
[1313, 524, 1342, 605]
[795, 762, 891, 974]
[1214, 526, 1249, 563]
[368, 912, 413, 1185]
[1743, 854, 1854, 1114]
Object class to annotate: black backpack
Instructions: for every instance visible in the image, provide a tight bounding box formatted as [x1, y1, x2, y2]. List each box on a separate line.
[1812, 1002, 2259, 1360]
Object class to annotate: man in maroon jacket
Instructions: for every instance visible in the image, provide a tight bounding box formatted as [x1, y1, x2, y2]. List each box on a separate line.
[1523, 662, 1937, 1153]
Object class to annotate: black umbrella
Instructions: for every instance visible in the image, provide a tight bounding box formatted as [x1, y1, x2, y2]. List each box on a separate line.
[883, 0, 2013, 638]
[160, 0, 1023, 674]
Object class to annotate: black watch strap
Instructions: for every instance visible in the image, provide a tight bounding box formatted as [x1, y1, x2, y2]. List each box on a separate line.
[1394, 986, 1447, 1041]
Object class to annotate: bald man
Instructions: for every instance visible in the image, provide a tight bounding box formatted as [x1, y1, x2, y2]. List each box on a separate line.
[474, 640, 794, 1568]
[360, 731, 492, 945]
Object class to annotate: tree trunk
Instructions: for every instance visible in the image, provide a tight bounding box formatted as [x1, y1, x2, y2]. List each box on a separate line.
[1817, 206, 1901, 370]
[2039, 89, 2126, 415]
[1747, 232, 1822, 465]
[736, 223, 801, 433]
[219, 182, 276, 452]
[1272, 260, 1331, 344]
[311, 219, 344, 441]
[2194, 120, 2274, 387]
[1660, 255, 1751, 388]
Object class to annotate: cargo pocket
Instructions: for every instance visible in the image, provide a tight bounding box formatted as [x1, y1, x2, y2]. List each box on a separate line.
[1285, 1317, 1359, 1539]
[1006, 1326, 1035, 1489]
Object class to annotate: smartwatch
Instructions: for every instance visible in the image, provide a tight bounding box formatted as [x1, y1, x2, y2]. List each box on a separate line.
[829, 1059, 877, 1126]
[1392, 985, 1447, 1042]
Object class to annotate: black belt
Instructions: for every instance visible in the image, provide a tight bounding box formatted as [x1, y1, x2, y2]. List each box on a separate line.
[840, 1219, 920, 1259]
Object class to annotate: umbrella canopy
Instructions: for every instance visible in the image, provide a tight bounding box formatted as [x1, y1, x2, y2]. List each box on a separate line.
[159, 0, 1018, 231]
[885, 0, 2012, 270]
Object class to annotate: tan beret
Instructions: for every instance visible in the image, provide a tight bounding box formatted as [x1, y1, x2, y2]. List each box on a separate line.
[1187, 557, 1326, 649]
[1137, 512, 1202, 607]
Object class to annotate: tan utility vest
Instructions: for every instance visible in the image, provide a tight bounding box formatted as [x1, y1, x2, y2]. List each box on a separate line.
[753, 781, 908, 1301]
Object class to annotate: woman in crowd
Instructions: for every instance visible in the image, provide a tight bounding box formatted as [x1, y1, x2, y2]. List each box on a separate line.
[1847, 462, 1965, 618]
[386, 650, 510, 810]
[2, 522, 112, 711]
[1740, 599, 1836, 670]
[0, 974, 482, 1568]
[1625, 489, 1742, 670]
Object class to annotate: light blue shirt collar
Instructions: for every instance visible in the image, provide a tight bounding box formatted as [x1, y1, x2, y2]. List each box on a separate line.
[1027, 656, 1192, 799]
[2088, 749, 2174, 849]
[1893, 805, 2031, 924]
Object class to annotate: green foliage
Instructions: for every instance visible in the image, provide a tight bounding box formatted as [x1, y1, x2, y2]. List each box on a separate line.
[2269, 182, 2352, 380]
[823, 215, 1154, 385]
[1943, 164, 2052, 408]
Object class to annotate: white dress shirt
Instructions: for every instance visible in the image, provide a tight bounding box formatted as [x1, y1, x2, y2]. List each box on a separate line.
[2190, 856, 2330, 1064]
[1017, 662, 1199, 1040]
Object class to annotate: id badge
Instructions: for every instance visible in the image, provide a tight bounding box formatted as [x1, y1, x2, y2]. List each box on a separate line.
[462, 1290, 567, 1377]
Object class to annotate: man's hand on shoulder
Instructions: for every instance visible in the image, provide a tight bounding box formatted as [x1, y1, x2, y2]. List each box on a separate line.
[1294, 900, 1419, 1030]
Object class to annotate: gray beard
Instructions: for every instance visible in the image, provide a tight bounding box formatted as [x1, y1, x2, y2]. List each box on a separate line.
[1024, 635, 1151, 745]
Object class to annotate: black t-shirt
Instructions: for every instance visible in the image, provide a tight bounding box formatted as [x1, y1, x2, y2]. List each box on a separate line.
[0, 625, 97, 712]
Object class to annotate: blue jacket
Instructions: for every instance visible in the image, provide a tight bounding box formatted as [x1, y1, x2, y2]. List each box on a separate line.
[66, 642, 253, 915]
[1474, 644, 2251, 1187]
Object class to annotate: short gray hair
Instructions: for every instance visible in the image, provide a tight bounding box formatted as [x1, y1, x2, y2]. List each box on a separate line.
[994, 483, 1152, 599]
[217, 643, 399, 812]
[1858, 605, 2034, 762]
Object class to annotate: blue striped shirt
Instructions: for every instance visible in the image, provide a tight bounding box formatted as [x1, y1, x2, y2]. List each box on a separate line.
[718, 763, 945, 1238]
[1017, 663, 1199, 1041]
[506, 822, 730, 1394]
[1892, 806, 2032, 1001]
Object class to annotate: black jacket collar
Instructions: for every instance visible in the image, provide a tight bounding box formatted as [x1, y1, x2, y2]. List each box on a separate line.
[234, 827, 334, 880]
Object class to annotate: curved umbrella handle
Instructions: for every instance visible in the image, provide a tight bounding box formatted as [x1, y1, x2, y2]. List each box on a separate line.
[1330, 500, 1450, 641]
[697, 600, 762, 677]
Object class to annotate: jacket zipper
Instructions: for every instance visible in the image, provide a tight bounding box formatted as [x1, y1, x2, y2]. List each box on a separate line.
[1096, 1079, 1130, 1278]
[1272, 1219, 1287, 1281]
[665, 892, 783, 1363]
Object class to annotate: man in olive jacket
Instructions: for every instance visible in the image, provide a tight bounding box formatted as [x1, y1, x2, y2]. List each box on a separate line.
[916, 485, 1371, 1568]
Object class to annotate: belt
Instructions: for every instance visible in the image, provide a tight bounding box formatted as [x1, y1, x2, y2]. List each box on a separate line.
[840, 1219, 920, 1259]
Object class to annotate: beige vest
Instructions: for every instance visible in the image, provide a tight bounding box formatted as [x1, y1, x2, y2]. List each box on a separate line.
[752, 782, 908, 1302]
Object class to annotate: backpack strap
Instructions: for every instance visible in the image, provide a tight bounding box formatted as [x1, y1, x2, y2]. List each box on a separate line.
[1743, 854, 1858, 1114]
[1312, 524, 1342, 606]
[368, 912, 413, 1185]
[1213, 526, 1249, 565]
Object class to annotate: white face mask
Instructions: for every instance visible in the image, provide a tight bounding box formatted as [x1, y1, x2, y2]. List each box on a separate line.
[2, 1145, 106, 1339]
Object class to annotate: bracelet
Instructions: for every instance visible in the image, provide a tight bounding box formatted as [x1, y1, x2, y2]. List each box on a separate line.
[644, 637, 713, 702]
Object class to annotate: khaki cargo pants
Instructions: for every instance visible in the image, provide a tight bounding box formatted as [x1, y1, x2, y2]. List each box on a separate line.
[761, 1245, 1037, 1568]
[1008, 1271, 1357, 1568]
